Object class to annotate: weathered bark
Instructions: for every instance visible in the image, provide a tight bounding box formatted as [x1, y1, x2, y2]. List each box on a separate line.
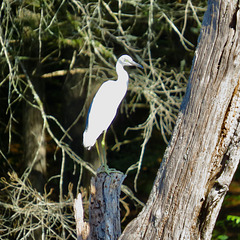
[88, 171, 126, 240]
[119, 1, 240, 239]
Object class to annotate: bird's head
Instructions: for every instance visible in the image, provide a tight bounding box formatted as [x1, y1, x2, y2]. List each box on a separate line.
[118, 55, 143, 68]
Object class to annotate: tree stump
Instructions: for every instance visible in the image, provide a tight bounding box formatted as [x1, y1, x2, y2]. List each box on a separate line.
[88, 171, 126, 240]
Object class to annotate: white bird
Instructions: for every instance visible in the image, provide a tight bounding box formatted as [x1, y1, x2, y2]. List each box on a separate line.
[83, 55, 143, 153]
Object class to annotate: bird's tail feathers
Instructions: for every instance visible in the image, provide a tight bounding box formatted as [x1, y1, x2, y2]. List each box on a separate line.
[83, 130, 100, 150]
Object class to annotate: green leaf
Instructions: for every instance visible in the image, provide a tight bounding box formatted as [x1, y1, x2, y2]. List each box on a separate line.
[217, 235, 228, 240]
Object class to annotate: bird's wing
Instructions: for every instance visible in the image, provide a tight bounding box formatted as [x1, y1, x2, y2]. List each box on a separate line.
[87, 80, 127, 131]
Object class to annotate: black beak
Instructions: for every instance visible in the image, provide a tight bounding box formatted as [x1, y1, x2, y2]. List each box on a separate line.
[131, 61, 143, 69]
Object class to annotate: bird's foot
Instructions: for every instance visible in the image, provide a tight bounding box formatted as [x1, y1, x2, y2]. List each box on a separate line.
[97, 164, 122, 175]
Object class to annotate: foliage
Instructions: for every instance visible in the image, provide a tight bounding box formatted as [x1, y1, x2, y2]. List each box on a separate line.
[0, 0, 207, 239]
[0, 172, 78, 239]
[212, 190, 240, 240]
[227, 215, 240, 226]
[212, 214, 240, 240]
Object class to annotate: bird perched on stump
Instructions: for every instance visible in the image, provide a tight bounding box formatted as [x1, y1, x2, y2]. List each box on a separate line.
[83, 55, 143, 165]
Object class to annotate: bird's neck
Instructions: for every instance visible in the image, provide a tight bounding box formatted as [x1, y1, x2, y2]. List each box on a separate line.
[116, 62, 129, 85]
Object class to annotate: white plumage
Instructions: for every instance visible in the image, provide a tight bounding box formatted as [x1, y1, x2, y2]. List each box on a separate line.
[83, 55, 143, 150]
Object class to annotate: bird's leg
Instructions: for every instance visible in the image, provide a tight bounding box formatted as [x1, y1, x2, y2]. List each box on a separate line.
[95, 139, 104, 165]
[97, 131, 122, 175]
[101, 130, 107, 167]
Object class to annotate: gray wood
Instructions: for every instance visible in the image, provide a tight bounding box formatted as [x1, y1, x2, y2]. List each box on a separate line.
[88, 171, 126, 240]
[119, 1, 240, 239]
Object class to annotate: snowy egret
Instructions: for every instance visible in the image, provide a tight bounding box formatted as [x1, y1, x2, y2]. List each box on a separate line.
[83, 55, 143, 163]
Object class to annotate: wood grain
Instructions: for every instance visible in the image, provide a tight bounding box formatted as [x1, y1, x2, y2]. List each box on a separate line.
[120, 1, 240, 239]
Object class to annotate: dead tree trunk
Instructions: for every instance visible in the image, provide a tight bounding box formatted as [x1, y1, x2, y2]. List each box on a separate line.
[88, 172, 126, 239]
[119, 1, 240, 239]
[74, 171, 125, 240]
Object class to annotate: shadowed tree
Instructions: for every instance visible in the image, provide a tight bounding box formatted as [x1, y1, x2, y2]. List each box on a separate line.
[23, 73, 46, 193]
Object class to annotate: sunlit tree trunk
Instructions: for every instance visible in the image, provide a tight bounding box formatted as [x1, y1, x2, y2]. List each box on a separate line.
[119, 1, 240, 239]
